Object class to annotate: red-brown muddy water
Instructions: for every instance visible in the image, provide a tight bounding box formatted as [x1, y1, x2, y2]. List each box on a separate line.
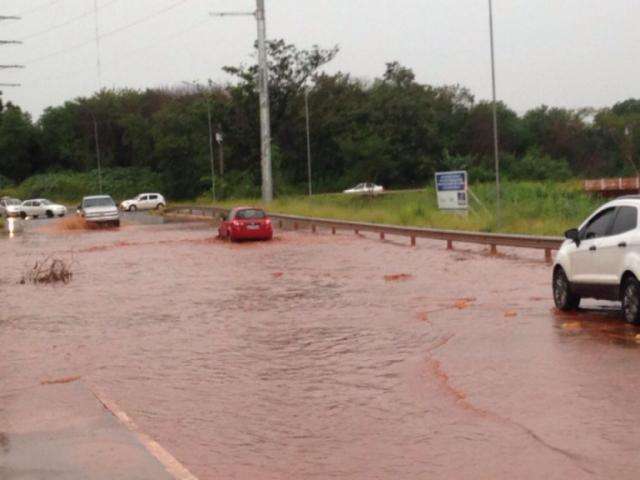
[2, 217, 640, 479]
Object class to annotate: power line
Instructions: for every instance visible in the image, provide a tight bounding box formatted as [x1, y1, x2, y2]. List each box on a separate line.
[22, 16, 211, 85]
[16, 0, 64, 17]
[19, 0, 120, 42]
[99, 0, 190, 41]
[23, 0, 191, 65]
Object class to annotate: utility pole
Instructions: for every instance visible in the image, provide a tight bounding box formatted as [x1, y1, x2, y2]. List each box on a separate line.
[255, 0, 273, 202]
[304, 87, 312, 196]
[488, 0, 500, 225]
[211, 0, 273, 202]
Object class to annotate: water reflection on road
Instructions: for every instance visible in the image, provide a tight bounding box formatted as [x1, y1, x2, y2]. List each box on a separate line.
[2, 216, 640, 479]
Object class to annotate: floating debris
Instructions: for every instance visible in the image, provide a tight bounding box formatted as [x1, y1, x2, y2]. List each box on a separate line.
[20, 257, 73, 285]
[384, 273, 413, 282]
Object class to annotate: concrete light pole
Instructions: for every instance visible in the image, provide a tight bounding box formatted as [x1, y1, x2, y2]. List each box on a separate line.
[216, 129, 224, 178]
[207, 103, 216, 202]
[488, 0, 500, 224]
[211, 0, 273, 203]
[304, 87, 312, 196]
[89, 112, 103, 194]
[182, 81, 216, 201]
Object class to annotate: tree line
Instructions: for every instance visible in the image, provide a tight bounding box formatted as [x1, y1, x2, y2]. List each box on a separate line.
[0, 39, 639, 200]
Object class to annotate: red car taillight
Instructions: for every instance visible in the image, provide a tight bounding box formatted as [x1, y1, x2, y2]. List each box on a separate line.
[232, 220, 242, 228]
[265, 218, 271, 226]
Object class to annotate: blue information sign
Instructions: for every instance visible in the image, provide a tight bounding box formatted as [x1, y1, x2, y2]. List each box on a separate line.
[435, 170, 468, 210]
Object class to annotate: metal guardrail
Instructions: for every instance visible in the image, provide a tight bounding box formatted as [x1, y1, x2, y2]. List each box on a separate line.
[164, 205, 564, 262]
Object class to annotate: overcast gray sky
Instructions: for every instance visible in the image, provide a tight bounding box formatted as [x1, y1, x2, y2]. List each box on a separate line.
[1, 0, 638, 119]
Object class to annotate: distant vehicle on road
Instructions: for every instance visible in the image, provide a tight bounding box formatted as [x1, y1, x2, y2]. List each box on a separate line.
[20, 199, 67, 219]
[218, 207, 273, 242]
[78, 195, 120, 227]
[120, 193, 165, 211]
[343, 183, 384, 195]
[553, 196, 640, 323]
[0, 197, 22, 218]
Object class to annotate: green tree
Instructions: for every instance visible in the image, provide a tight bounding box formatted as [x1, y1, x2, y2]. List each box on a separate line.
[0, 103, 40, 181]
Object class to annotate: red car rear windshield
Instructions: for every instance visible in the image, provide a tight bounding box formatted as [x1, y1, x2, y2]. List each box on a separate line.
[235, 209, 266, 220]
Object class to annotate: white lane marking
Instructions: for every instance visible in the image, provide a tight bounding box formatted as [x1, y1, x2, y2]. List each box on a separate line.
[90, 387, 199, 480]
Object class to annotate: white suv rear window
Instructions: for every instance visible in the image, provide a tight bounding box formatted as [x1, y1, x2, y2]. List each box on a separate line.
[611, 206, 638, 235]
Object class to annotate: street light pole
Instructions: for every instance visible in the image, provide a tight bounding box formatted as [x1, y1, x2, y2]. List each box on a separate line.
[182, 81, 216, 201]
[92, 115, 103, 194]
[207, 103, 216, 202]
[488, 0, 500, 224]
[216, 128, 224, 178]
[304, 87, 312, 196]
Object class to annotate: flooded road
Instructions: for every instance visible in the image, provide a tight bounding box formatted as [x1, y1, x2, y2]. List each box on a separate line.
[2, 216, 640, 479]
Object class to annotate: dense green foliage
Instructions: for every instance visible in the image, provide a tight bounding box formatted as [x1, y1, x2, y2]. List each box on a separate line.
[212, 181, 601, 236]
[0, 40, 639, 200]
[0, 168, 163, 203]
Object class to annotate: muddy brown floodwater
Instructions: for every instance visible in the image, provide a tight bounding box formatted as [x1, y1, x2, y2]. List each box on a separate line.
[2, 217, 640, 479]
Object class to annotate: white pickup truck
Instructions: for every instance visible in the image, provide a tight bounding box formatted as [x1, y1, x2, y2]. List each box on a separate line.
[78, 195, 120, 227]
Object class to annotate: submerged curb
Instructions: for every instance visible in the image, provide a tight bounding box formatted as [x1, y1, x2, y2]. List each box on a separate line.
[90, 387, 200, 480]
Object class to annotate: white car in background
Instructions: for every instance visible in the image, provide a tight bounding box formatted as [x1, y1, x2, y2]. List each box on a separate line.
[343, 183, 384, 195]
[78, 195, 120, 227]
[0, 197, 23, 218]
[21, 199, 67, 219]
[120, 193, 165, 211]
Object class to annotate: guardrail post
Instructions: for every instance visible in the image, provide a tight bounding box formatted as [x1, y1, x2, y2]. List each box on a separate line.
[545, 249, 552, 263]
[380, 232, 385, 240]
[355, 229, 359, 235]
[490, 244, 498, 255]
[312, 224, 317, 233]
[294, 222, 298, 230]
[447, 240, 453, 250]
[332, 227, 336, 235]
[278, 220, 283, 228]
[411, 235, 416, 247]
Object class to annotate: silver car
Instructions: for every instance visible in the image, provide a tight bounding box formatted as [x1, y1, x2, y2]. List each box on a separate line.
[78, 195, 120, 227]
[21, 199, 67, 219]
[0, 197, 23, 218]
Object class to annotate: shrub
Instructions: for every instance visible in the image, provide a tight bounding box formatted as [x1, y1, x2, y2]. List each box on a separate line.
[506, 149, 572, 181]
[7, 167, 165, 203]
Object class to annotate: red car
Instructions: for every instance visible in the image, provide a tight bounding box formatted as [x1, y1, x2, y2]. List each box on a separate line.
[218, 207, 273, 241]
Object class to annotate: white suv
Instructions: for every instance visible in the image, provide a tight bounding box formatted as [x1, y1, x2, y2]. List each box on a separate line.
[553, 196, 640, 323]
[120, 193, 165, 211]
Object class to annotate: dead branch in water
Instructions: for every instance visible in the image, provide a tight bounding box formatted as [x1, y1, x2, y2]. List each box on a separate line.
[20, 256, 73, 285]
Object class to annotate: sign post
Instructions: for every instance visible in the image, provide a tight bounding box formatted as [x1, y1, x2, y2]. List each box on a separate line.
[435, 171, 468, 212]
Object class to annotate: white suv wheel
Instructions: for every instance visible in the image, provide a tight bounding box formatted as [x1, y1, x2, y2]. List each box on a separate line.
[622, 277, 640, 324]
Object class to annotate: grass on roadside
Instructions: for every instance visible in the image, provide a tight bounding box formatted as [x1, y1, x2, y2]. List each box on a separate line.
[178, 181, 603, 236]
